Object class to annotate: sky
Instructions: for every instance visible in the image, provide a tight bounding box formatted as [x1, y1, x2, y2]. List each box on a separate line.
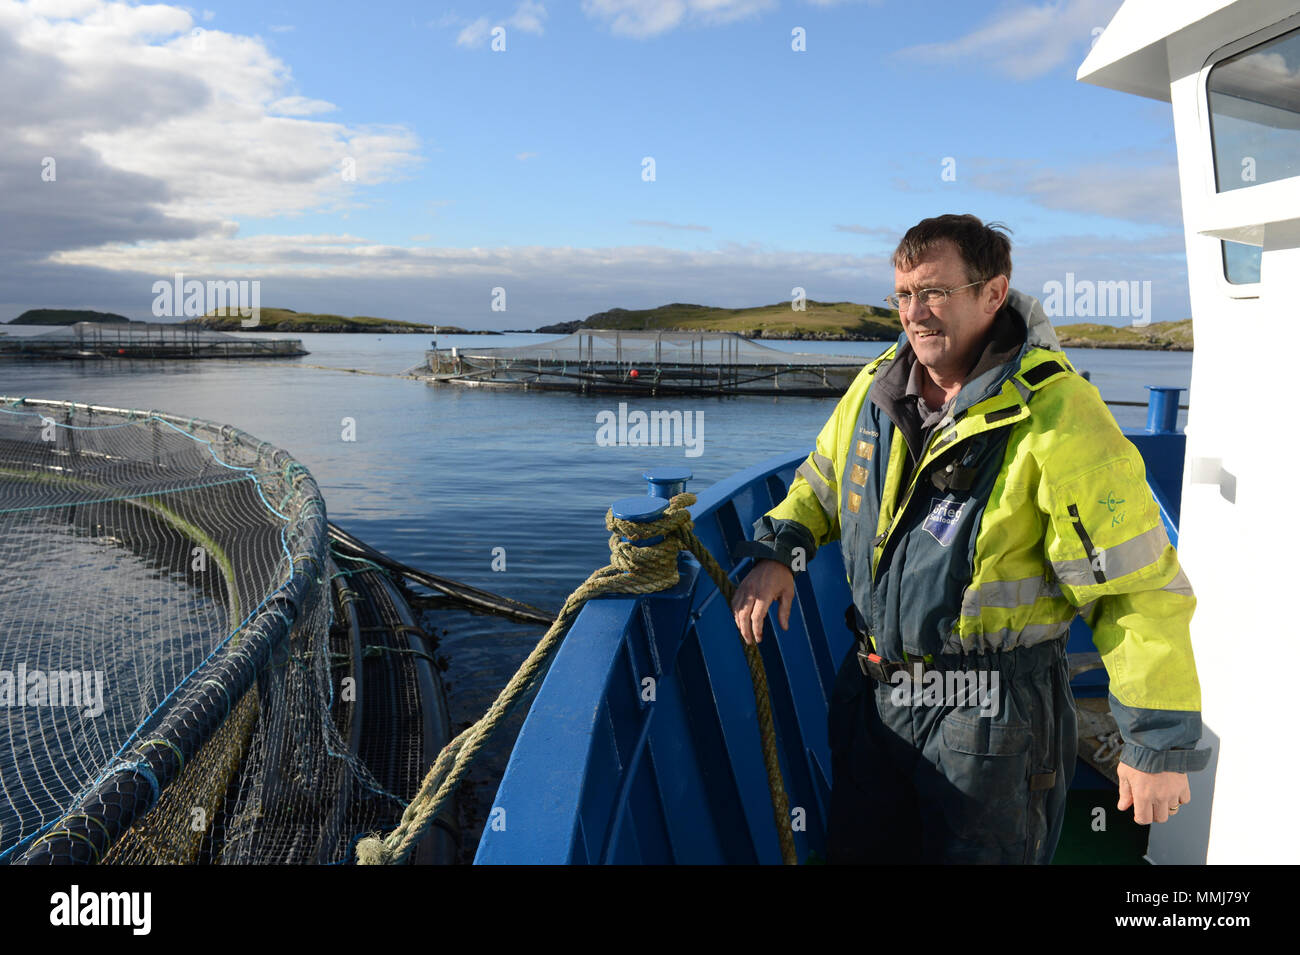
[0, 0, 1194, 328]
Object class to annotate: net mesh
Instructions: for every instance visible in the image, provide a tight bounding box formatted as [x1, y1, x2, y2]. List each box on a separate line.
[0, 323, 304, 358]
[0, 397, 426, 865]
[432, 329, 867, 365]
[425, 330, 868, 395]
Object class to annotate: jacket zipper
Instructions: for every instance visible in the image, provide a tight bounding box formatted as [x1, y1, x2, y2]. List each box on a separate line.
[869, 412, 1025, 582]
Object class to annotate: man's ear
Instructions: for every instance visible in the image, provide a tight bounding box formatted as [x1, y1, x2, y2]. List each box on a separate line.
[985, 275, 1009, 314]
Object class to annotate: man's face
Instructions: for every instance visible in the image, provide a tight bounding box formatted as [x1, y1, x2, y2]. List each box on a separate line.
[893, 239, 1007, 381]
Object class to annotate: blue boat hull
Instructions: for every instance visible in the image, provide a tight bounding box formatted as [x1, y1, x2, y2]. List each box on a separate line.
[476, 429, 1184, 864]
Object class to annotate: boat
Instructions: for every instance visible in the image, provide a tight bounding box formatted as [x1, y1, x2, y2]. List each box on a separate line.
[475, 0, 1297, 865]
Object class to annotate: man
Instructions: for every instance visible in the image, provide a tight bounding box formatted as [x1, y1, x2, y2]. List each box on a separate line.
[731, 214, 1209, 864]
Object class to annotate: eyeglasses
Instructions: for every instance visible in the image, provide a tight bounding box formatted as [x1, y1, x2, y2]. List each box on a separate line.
[884, 280, 986, 311]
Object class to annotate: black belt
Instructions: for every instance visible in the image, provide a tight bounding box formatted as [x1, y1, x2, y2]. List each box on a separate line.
[848, 605, 947, 681]
[855, 637, 933, 683]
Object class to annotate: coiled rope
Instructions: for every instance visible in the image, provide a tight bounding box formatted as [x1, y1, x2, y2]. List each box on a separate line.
[354, 492, 797, 866]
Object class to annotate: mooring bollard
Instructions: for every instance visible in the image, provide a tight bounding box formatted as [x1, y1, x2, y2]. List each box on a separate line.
[1145, 386, 1183, 434]
[642, 468, 692, 499]
[610, 495, 671, 548]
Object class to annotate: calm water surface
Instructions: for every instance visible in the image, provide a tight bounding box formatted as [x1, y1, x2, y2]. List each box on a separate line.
[0, 329, 1192, 860]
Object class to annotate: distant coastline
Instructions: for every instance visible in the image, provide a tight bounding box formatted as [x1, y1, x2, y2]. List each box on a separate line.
[8, 309, 138, 325]
[8, 304, 1193, 349]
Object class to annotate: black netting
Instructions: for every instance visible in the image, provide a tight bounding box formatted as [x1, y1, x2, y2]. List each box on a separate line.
[0, 322, 304, 358]
[0, 397, 435, 865]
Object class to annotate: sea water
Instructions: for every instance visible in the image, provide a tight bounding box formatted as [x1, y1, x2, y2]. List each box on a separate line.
[0, 329, 1193, 859]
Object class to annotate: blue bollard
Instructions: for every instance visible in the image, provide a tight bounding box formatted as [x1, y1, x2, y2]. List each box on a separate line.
[642, 467, 692, 499]
[1145, 386, 1183, 434]
[611, 495, 670, 547]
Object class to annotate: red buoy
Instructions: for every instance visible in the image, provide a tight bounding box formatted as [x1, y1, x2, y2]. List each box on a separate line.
[630, 369, 639, 378]
[117, 348, 126, 355]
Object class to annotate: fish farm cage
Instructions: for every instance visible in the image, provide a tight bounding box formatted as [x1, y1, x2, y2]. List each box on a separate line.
[424, 330, 869, 396]
[0, 322, 307, 360]
[0, 396, 454, 865]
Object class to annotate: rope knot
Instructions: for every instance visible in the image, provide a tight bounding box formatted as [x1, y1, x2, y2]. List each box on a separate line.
[603, 493, 696, 581]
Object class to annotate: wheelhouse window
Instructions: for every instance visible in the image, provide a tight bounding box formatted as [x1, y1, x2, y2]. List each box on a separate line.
[1222, 240, 1262, 285]
[1207, 25, 1300, 193]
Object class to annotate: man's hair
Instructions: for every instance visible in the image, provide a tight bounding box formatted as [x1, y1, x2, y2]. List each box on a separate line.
[892, 214, 1013, 284]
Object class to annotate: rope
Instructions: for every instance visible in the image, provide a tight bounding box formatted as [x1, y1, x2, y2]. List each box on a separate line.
[354, 492, 797, 866]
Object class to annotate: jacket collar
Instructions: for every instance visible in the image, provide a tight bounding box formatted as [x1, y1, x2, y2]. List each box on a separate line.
[871, 287, 1060, 428]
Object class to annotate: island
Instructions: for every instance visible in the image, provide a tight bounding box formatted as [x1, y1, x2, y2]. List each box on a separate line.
[8, 309, 137, 325]
[534, 301, 1192, 350]
[182, 308, 483, 334]
[1053, 319, 1192, 350]
[536, 300, 902, 340]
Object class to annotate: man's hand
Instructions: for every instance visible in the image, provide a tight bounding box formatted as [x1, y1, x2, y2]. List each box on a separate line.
[1116, 762, 1191, 824]
[730, 559, 795, 646]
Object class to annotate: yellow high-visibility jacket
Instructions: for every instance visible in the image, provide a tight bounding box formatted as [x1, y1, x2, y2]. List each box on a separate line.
[744, 289, 1209, 773]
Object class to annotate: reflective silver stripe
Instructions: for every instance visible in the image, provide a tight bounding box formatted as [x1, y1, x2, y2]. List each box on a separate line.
[960, 575, 1062, 616]
[813, 452, 835, 475]
[1051, 523, 1169, 588]
[795, 457, 838, 519]
[1161, 567, 1194, 597]
[1008, 619, 1074, 649]
[944, 618, 1073, 654]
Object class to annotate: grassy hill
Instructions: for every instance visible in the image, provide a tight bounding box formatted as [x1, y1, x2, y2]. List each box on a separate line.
[185, 308, 460, 334]
[538, 300, 903, 340]
[9, 309, 134, 325]
[1054, 319, 1192, 350]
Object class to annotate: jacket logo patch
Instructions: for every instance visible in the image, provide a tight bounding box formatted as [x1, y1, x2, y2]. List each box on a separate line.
[922, 497, 965, 546]
[1098, 490, 1126, 527]
[849, 463, 867, 485]
[848, 491, 862, 514]
[855, 440, 874, 461]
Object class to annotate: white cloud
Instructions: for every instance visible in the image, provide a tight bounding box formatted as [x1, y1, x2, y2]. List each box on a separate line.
[269, 96, 337, 116]
[581, 0, 775, 38]
[456, 17, 493, 47]
[516, 151, 538, 161]
[2, 0, 424, 235]
[510, 0, 547, 34]
[966, 155, 1182, 227]
[893, 0, 1123, 80]
[268, 24, 295, 33]
[454, 3, 546, 47]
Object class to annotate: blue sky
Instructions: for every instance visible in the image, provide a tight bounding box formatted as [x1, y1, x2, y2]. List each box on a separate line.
[0, 0, 1192, 327]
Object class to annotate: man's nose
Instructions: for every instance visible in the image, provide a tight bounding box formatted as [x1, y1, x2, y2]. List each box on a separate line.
[901, 296, 930, 320]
